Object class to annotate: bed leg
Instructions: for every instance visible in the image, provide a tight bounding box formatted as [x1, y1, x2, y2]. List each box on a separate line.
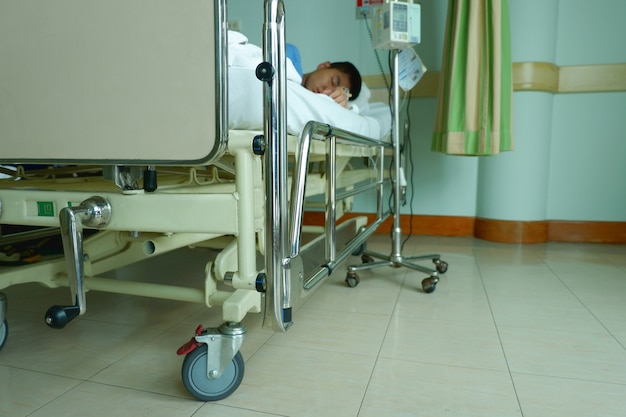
[44, 196, 111, 329]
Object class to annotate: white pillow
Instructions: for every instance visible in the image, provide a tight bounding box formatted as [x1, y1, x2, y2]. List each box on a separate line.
[228, 30, 248, 45]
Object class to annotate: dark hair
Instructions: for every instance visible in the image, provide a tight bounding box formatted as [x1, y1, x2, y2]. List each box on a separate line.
[330, 61, 362, 100]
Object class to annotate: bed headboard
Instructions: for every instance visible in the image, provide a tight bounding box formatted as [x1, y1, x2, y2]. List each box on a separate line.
[0, 0, 228, 165]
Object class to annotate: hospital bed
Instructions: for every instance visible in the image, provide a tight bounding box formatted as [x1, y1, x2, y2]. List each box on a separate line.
[0, 0, 440, 401]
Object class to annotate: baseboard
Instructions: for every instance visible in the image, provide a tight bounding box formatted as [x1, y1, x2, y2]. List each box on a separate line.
[303, 212, 626, 244]
[303, 212, 475, 237]
[474, 218, 548, 243]
[547, 220, 626, 244]
[475, 218, 626, 244]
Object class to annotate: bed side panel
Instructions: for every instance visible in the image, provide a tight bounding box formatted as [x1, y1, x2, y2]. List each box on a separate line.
[0, 0, 225, 165]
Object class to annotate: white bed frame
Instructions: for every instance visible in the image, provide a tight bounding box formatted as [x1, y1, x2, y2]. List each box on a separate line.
[0, 0, 396, 400]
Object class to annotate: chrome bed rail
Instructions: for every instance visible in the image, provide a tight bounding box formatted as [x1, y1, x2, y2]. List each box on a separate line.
[260, 0, 393, 332]
[291, 122, 393, 284]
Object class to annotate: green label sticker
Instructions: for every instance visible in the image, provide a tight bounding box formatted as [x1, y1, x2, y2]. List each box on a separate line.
[37, 201, 55, 217]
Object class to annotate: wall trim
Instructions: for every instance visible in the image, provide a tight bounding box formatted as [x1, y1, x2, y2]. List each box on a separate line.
[363, 62, 626, 98]
[512, 62, 559, 92]
[303, 212, 626, 244]
[303, 212, 475, 237]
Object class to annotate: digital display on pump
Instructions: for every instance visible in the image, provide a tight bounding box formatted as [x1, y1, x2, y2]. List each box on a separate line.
[392, 3, 408, 32]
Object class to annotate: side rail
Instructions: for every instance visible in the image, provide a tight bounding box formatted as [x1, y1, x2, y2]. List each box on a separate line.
[290, 122, 393, 287]
[264, 119, 393, 332]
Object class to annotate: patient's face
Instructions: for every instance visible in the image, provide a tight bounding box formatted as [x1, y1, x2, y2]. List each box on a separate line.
[303, 68, 351, 95]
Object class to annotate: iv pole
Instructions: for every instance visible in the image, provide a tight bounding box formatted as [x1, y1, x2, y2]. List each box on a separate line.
[346, 48, 448, 293]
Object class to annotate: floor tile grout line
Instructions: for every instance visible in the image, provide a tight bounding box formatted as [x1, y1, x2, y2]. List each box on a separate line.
[510, 369, 626, 388]
[23, 379, 89, 417]
[372, 353, 520, 375]
[474, 246, 526, 417]
[354, 266, 409, 417]
[545, 262, 626, 350]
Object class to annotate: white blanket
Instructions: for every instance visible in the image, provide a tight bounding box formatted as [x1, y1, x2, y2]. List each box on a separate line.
[228, 32, 391, 140]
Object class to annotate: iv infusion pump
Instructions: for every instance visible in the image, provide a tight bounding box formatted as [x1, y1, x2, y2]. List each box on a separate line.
[371, 1, 421, 49]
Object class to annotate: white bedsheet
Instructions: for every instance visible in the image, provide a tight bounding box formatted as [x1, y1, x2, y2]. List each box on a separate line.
[227, 32, 391, 140]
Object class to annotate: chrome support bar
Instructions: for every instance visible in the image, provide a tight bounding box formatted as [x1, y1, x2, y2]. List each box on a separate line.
[289, 121, 392, 270]
[390, 49, 403, 264]
[103, 166, 142, 190]
[261, 0, 291, 332]
[0, 227, 60, 247]
[326, 134, 337, 263]
[302, 214, 389, 290]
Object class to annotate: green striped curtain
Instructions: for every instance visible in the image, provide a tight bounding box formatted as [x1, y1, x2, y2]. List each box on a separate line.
[432, 0, 514, 155]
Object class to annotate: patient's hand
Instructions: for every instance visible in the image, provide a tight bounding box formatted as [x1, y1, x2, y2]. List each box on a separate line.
[322, 86, 350, 108]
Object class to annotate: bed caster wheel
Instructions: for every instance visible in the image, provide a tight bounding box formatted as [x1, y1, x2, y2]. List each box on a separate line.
[421, 276, 439, 294]
[181, 347, 245, 401]
[434, 259, 448, 274]
[0, 319, 8, 351]
[345, 272, 360, 288]
[361, 254, 375, 264]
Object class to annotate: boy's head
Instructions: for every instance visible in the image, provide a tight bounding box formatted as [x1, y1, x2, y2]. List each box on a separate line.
[303, 61, 362, 100]
[329, 62, 362, 100]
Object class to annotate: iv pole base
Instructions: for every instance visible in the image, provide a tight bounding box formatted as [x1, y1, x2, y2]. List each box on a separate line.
[345, 48, 449, 293]
[346, 249, 448, 293]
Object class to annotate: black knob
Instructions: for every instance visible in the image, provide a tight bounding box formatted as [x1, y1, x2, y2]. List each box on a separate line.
[143, 168, 157, 192]
[255, 62, 275, 83]
[252, 135, 266, 156]
[255, 273, 267, 293]
[44, 305, 80, 329]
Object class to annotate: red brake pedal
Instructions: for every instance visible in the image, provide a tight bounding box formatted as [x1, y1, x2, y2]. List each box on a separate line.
[175, 324, 204, 355]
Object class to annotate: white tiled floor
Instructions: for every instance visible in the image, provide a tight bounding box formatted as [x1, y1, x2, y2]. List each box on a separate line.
[1, 235, 625, 416]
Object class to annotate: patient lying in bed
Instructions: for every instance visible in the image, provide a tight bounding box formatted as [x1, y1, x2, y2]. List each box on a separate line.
[227, 31, 391, 140]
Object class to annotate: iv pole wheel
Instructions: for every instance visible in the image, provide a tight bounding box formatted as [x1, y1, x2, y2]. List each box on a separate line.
[434, 259, 448, 274]
[361, 254, 375, 264]
[181, 347, 245, 401]
[345, 272, 360, 288]
[421, 276, 439, 294]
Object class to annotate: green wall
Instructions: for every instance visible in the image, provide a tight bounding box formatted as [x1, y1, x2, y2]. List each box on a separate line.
[228, 0, 626, 222]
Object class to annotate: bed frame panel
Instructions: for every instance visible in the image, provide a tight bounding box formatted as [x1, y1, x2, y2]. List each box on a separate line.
[0, 0, 227, 165]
